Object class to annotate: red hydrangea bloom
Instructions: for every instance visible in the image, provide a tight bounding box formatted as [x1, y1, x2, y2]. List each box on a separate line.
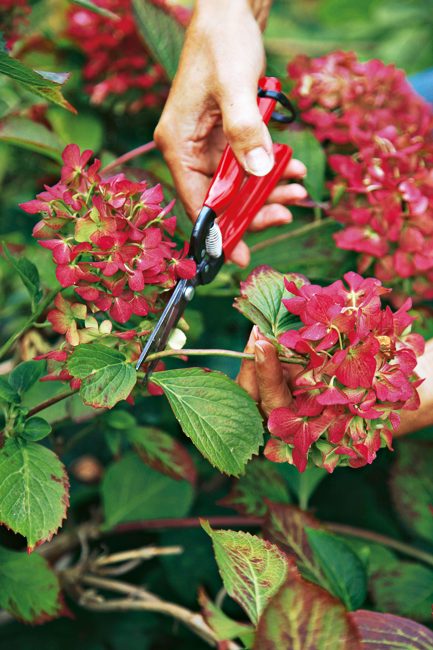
[265, 272, 424, 473]
[288, 51, 433, 302]
[20, 143, 196, 325]
[65, 0, 189, 112]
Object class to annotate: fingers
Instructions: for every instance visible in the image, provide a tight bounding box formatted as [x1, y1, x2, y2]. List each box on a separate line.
[282, 158, 307, 180]
[237, 326, 260, 401]
[229, 240, 250, 267]
[266, 182, 307, 205]
[254, 339, 292, 416]
[248, 204, 293, 232]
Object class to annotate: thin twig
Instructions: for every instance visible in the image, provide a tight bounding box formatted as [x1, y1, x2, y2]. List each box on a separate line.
[27, 389, 78, 417]
[327, 522, 433, 568]
[145, 347, 304, 366]
[101, 141, 157, 175]
[95, 545, 183, 566]
[79, 574, 226, 647]
[249, 218, 331, 253]
[112, 516, 264, 534]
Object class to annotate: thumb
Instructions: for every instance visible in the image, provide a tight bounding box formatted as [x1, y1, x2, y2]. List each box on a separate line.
[220, 88, 274, 176]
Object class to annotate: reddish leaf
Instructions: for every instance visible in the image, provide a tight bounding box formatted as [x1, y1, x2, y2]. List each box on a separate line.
[254, 562, 361, 649]
[350, 610, 433, 649]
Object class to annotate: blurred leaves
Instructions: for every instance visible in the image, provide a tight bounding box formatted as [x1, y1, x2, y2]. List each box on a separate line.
[0, 117, 62, 161]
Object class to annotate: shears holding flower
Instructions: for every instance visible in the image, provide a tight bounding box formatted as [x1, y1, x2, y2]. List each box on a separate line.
[136, 76, 296, 376]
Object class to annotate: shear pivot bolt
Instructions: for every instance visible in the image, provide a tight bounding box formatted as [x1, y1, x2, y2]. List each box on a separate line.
[184, 286, 195, 301]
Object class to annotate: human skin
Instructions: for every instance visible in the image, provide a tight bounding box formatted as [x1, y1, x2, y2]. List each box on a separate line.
[237, 328, 433, 438]
[154, 0, 307, 267]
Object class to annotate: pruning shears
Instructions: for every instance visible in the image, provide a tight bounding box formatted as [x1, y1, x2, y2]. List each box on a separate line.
[136, 76, 296, 376]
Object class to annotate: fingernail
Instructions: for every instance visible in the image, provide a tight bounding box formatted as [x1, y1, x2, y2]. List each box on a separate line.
[252, 325, 260, 340]
[255, 342, 266, 363]
[245, 147, 274, 176]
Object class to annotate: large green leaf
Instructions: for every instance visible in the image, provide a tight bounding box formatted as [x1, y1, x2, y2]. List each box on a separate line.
[220, 457, 291, 516]
[67, 343, 137, 409]
[0, 51, 75, 112]
[254, 564, 361, 649]
[47, 108, 103, 153]
[389, 441, 433, 542]
[281, 128, 326, 202]
[306, 528, 367, 610]
[0, 377, 20, 404]
[132, 0, 186, 80]
[0, 117, 62, 162]
[102, 452, 193, 529]
[202, 522, 289, 625]
[350, 610, 433, 649]
[0, 547, 61, 623]
[9, 360, 46, 395]
[128, 426, 197, 483]
[234, 265, 300, 340]
[370, 562, 433, 622]
[0, 439, 69, 551]
[151, 368, 264, 476]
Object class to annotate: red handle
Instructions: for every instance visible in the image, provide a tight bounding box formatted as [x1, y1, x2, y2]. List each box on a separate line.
[218, 143, 292, 257]
[203, 77, 282, 214]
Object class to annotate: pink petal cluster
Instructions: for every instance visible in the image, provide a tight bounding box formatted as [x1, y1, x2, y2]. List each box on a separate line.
[288, 51, 433, 301]
[265, 271, 424, 473]
[66, 0, 189, 112]
[20, 143, 195, 324]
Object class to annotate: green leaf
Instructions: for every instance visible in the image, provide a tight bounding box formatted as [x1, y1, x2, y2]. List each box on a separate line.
[220, 457, 291, 516]
[102, 452, 193, 529]
[199, 589, 254, 643]
[282, 128, 326, 202]
[151, 368, 264, 476]
[202, 522, 289, 625]
[263, 502, 323, 582]
[0, 547, 61, 622]
[305, 528, 367, 610]
[128, 426, 197, 483]
[67, 343, 137, 409]
[389, 441, 433, 542]
[0, 117, 62, 162]
[47, 108, 103, 153]
[0, 377, 20, 404]
[10, 360, 46, 395]
[69, 0, 120, 19]
[22, 417, 52, 442]
[244, 214, 352, 280]
[234, 265, 300, 340]
[370, 562, 433, 622]
[282, 464, 327, 509]
[254, 565, 361, 650]
[350, 610, 433, 649]
[0, 439, 69, 551]
[2, 244, 42, 307]
[105, 409, 137, 430]
[132, 0, 186, 80]
[0, 51, 75, 112]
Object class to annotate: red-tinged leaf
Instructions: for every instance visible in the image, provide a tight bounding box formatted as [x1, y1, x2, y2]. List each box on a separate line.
[264, 438, 293, 464]
[199, 589, 254, 644]
[128, 426, 197, 483]
[389, 441, 433, 542]
[202, 522, 290, 625]
[0, 547, 63, 623]
[350, 610, 433, 649]
[263, 502, 323, 582]
[0, 439, 69, 551]
[253, 563, 361, 650]
[220, 457, 291, 516]
[370, 561, 433, 622]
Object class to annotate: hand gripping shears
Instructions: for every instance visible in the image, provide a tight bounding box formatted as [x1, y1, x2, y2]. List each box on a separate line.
[136, 76, 295, 376]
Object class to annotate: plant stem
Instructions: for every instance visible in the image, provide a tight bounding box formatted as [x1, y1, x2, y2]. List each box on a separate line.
[112, 516, 263, 534]
[0, 288, 59, 361]
[28, 389, 78, 417]
[327, 522, 433, 568]
[145, 347, 305, 366]
[249, 218, 330, 254]
[101, 141, 157, 175]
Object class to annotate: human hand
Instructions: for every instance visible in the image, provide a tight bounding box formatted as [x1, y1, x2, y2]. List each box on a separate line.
[154, 0, 307, 267]
[397, 337, 433, 436]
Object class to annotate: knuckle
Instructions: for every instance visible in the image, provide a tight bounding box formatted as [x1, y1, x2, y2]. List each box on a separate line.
[224, 118, 261, 145]
[153, 121, 171, 150]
